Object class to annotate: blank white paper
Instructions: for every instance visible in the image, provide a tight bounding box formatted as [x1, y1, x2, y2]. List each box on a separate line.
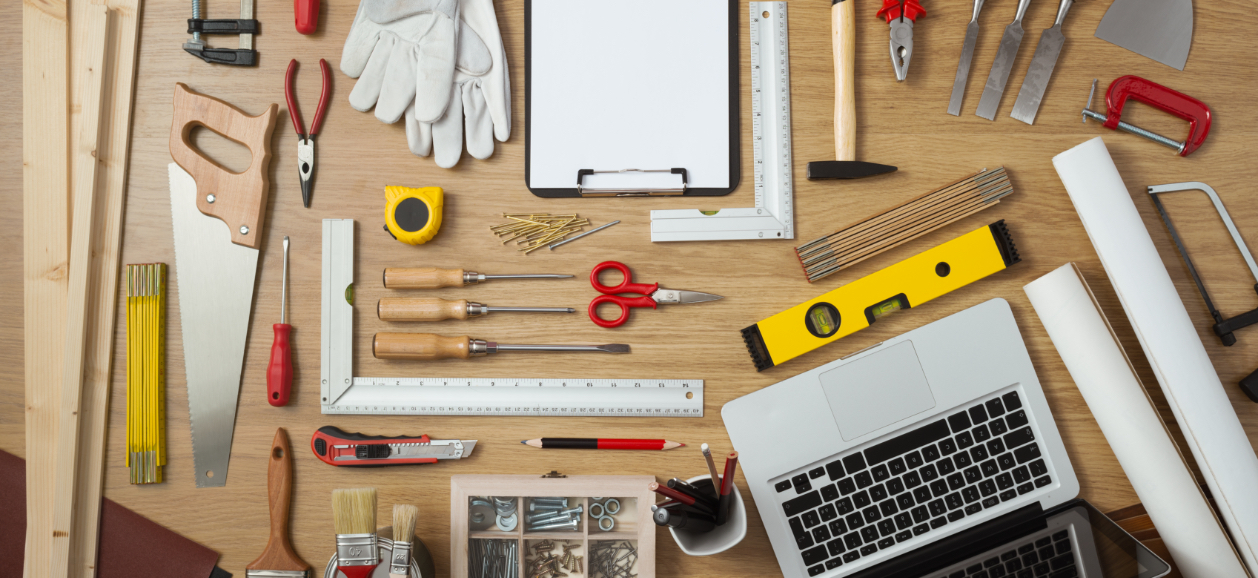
[528, 0, 731, 190]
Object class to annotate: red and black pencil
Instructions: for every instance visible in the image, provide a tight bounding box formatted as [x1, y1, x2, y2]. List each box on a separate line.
[522, 438, 684, 450]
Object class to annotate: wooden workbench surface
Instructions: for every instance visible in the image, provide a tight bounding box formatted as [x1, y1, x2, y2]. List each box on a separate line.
[4, 1, 1257, 576]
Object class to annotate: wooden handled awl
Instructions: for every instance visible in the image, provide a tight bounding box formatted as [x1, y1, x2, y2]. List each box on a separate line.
[378, 297, 574, 321]
[245, 428, 311, 578]
[373, 333, 630, 360]
[383, 267, 573, 289]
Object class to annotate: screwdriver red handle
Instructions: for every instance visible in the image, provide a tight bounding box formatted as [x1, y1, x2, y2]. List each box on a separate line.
[294, 0, 318, 34]
[267, 323, 293, 406]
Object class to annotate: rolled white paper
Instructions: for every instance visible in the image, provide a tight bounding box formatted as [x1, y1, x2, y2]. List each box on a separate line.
[1025, 263, 1246, 578]
[1053, 137, 1258, 577]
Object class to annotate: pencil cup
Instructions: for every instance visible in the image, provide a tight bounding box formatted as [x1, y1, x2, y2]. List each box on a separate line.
[669, 475, 746, 556]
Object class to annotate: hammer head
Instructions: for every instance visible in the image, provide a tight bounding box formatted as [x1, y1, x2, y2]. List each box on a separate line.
[806, 161, 898, 180]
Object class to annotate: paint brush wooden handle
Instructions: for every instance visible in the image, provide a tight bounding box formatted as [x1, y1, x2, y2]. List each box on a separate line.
[832, 0, 856, 161]
[246, 428, 311, 574]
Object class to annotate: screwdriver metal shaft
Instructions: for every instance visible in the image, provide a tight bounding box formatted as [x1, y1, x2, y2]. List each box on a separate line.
[383, 267, 573, 289]
[377, 297, 574, 321]
[372, 333, 630, 360]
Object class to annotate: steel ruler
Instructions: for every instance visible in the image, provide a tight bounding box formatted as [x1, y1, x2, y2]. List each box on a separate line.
[650, 1, 794, 242]
[320, 219, 704, 416]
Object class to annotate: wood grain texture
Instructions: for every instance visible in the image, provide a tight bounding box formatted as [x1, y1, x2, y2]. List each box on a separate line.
[377, 298, 473, 322]
[372, 333, 473, 361]
[384, 267, 471, 289]
[832, 0, 856, 161]
[245, 428, 311, 573]
[5, 1, 1258, 578]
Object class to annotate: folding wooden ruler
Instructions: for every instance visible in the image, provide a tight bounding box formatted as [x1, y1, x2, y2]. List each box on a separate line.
[320, 219, 704, 416]
[650, 1, 794, 242]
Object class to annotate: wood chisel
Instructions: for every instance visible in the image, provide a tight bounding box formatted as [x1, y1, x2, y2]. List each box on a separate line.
[975, 0, 1033, 120]
[1010, 0, 1076, 124]
[310, 426, 476, 466]
[372, 333, 629, 360]
[245, 429, 312, 578]
[947, 0, 986, 116]
[168, 83, 278, 487]
[383, 267, 572, 289]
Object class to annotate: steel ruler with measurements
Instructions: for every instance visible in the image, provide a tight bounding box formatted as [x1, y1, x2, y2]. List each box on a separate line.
[320, 219, 704, 416]
[649, 1, 794, 242]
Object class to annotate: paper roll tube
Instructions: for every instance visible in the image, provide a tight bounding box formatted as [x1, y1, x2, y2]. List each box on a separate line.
[1025, 263, 1247, 578]
[1053, 137, 1258, 577]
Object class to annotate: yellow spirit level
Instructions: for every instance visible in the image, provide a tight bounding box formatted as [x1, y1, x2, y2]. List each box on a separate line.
[384, 185, 444, 245]
[742, 221, 1020, 371]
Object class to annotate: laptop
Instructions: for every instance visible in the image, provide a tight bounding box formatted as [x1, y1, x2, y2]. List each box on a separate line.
[723, 299, 1082, 578]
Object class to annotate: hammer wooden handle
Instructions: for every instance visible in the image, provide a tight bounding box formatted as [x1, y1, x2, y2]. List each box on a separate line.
[373, 333, 473, 360]
[378, 298, 470, 321]
[832, 0, 856, 162]
[383, 267, 466, 289]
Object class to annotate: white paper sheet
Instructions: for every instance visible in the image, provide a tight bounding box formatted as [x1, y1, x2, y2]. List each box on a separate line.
[1053, 138, 1258, 577]
[528, 0, 731, 190]
[1025, 263, 1247, 578]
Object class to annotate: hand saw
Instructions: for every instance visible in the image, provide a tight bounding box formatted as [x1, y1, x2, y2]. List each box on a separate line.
[168, 83, 277, 487]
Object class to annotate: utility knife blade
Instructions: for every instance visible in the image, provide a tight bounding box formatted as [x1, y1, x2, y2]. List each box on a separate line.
[310, 425, 477, 466]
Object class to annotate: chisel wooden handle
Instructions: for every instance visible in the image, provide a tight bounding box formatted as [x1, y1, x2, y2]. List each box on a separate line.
[245, 428, 311, 574]
[373, 333, 473, 360]
[383, 267, 467, 289]
[378, 298, 470, 321]
[832, 0, 856, 162]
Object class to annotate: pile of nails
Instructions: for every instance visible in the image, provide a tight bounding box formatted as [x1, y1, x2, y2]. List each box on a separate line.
[526, 540, 583, 578]
[526, 497, 582, 532]
[470, 538, 518, 578]
[588, 541, 638, 578]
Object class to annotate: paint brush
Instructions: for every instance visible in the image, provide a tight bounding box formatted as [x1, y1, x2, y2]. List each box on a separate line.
[390, 504, 419, 578]
[332, 487, 378, 578]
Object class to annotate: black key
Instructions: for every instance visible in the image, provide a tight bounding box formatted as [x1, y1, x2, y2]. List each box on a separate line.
[839, 477, 857, 495]
[827, 460, 846, 481]
[861, 526, 878, 544]
[791, 517, 808, 537]
[979, 479, 997, 496]
[922, 444, 941, 462]
[945, 492, 964, 510]
[938, 459, 956, 475]
[974, 424, 991, 443]
[1035, 537, 1051, 548]
[1035, 476, 1052, 488]
[987, 397, 1006, 417]
[1050, 569, 1077, 578]
[913, 523, 930, 535]
[1030, 459, 1048, 477]
[905, 451, 924, 469]
[949, 572, 965, 578]
[981, 459, 1000, 477]
[897, 493, 914, 510]
[931, 480, 949, 497]
[967, 563, 984, 574]
[784, 491, 822, 517]
[864, 420, 951, 465]
[819, 503, 838, 521]
[829, 518, 848, 536]
[870, 484, 888, 502]
[940, 438, 958, 456]
[921, 463, 939, 482]
[880, 500, 898, 517]
[914, 486, 933, 503]
[877, 537, 896, 549]
[793, 473, 813, 493]
[877, 519, 896, 537]
[856, 471, 873, 489]
[887, 477, 905, 496]
[931, 517, 948, 529]
[986, 557, 1002, 568]
[971, 444, 989, 462]
[854, 490, 871, 508]
[861, 544, 878, 556]
[843, 453, 867, 474]
[1002, 391, 1022, 411]
[965, 503, 982, 515]
[969, 404, 989, 424]
[888, 457, 907, 476]
[928, 499, 946, 517]
[795, 529, 815, 550]
[826, 558, 844, 571]
[982, 496, 1000, 508]
[1017, 482, 1034, 495]
[821, 484, 840, 502]
[1035, 563, 1050, 576]
[949, 411, 972, 432]
[1007, 410, 1029, 429]
[803, 510, 821, 528]
[812, 525, 831, 543]
[911, 505, 929, 523]
[1015, 444, 1042, 464]
[1019, 544, 1035, 555]
[991, 567, 1007, 578]
[904, 471, 922, 489]
[988, 437, 1006, 455]
[872, 464, 891, 482]
[990, 419, 1008, 437]
[1052, 531, 1068, 542]
[1002, 551, 1018, 562]
[947, 473, 966, 491]
[1017, 571, 1032, 578]
[1009, 559, 1024, 572]
[948, 510, 966, 522]
[954, 452, 973, 468]
[1000, 489, 1018, 501]
[895, 530, 913, 543]
[962, 486, 980, 503]
[827, 537, 846, 557]
[964, 466, 982, 484]
[998, 453, 1017, 471]
[810, 466, 826, 479]
[802, 545, 829, 566]
[845, 531, 862, 549]
[844, 551, 861, 563]
[863, 505, 881, 524]
[808, 564, 825, 576]
[957, 431, 974, 450]
[1039, 546, 1054, 559]
[894, 512, 912, 530]
[776, 480, 793, 493]
[1013, 466, 1031, 483]
[837, 497, 855, 515]
[1056, 540, 1071, 553]
[846, 512, 864, 529]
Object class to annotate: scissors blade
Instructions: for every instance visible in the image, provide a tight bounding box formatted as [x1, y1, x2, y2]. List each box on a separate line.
[654, 289, 724, 305]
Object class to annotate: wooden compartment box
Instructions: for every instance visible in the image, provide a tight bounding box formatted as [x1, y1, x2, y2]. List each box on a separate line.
[451, 475, 656, 578]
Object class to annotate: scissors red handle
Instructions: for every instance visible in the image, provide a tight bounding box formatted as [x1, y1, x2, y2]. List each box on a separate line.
[589, 261, 659, 328]
[589, 295, 656, 328]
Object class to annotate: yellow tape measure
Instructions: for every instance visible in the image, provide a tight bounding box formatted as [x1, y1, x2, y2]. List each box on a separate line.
[742, 221, 1021, 371]
[384, 186, 444, 245]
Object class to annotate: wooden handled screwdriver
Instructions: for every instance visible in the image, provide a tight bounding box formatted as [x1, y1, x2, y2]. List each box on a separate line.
[373, 333, 629, 360]
[267, 236, 293, 407]
[245, 428, 311, 578]
[378, 297, 574, 321]
[383, 267, 572, 289]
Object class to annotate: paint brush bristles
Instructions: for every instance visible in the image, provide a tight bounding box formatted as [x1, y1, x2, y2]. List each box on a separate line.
[332, 488, 377, 535]
[390, 504, 419, 578]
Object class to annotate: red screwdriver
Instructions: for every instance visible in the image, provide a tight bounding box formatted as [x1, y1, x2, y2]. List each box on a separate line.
[267, 236, 293, 406]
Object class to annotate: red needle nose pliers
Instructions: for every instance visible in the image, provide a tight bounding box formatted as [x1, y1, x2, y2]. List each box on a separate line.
[285, 58, 331, 208]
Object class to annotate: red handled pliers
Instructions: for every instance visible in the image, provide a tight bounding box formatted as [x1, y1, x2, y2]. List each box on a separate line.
[877, 0, 926, 82]
[284, 58, 330, 208]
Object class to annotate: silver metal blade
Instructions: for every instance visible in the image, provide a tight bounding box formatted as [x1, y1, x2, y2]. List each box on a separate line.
[654, 289, 723, 305]
[948, 22, 981, 116]
[392, 439, 477, 459]
[496, 344, 630, 354]
[975, 23, 1026, 120]
[169, 164, 260, 488]
[1010, 26, 1065, 124]
[1095, 0, 1191, 70]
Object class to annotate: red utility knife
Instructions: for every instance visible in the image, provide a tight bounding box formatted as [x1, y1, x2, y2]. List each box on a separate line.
[310, 426, 477, 467]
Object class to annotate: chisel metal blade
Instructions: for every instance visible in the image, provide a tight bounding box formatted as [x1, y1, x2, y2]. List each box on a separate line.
[976, 0, 1033, 121]
[948, 21, 981, 116]
[1011, 0, 1075, 124]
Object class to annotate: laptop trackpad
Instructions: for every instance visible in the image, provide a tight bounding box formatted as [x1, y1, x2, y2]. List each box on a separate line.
[820, 341, 936, 442]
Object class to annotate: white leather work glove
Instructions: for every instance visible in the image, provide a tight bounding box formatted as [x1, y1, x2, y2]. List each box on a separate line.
[403, 0, 510, 168]
[340, 0, 462, 125]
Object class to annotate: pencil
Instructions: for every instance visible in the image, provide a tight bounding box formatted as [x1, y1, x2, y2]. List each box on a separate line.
[521, 438, 684, 450]
[647, 483, 717, 516]
[717, 451, 739, 526]
[701, 443, 722, 499]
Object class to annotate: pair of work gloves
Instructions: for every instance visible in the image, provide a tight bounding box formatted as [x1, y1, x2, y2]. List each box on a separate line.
[341, 0, 509, 168]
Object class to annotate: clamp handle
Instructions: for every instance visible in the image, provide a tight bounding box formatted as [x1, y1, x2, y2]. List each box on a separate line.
[1104, 75, 1212, 157]
[877, 0, 925, 22]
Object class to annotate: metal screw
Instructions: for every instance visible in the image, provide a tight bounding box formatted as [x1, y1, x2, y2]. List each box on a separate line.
[528, 518, 580, 532]
[240, 225, 249, 235]
[206, 193, 216, 203]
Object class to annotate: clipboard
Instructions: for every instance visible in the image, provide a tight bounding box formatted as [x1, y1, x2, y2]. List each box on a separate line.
[525, 0, 740, 198]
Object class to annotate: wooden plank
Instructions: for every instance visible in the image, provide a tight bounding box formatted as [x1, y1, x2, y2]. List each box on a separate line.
[22, 0, 70, 576]
[49, 6, 111, 577]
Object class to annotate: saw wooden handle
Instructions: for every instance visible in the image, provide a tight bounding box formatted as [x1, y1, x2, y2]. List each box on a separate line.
[383, 267, 466, 289]
[245, 428, 311, 573]
[378, 298, 470, 321]
[832, 0, 856, 162]
[373, 333, 472, 360]
[169, 83, 278, 250]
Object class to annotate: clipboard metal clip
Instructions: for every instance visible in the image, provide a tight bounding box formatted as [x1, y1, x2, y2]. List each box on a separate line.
[577, 168, 688, 197]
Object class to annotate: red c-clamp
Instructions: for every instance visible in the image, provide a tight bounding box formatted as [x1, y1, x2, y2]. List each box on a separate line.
[1090, 75, 1212, 157]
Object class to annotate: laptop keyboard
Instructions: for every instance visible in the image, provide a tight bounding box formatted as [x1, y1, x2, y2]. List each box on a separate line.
[776, 390, 1056, 576]
[932, 529, 1078, 578]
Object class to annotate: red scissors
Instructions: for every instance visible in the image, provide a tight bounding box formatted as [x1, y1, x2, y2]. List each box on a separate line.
[588, 261, 723, 328]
